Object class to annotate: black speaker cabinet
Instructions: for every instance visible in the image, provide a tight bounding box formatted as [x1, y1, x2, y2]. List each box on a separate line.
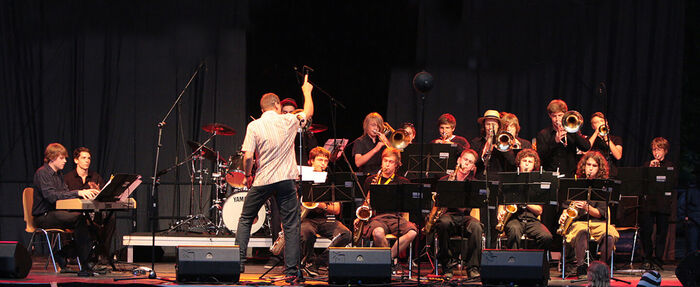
[0, 241, 32, 279]
[676, 250, 700, 287]
[481, 249, 549, 286]
[176, 246, 239, 283]
[328, 247, 391, 284]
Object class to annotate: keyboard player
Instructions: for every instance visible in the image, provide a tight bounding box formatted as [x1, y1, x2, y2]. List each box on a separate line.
[64, 147, 116, 268]
[32, 143, 98, 276]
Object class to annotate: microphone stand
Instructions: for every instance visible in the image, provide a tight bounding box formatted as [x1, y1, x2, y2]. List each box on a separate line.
[115, 62, 204, 282]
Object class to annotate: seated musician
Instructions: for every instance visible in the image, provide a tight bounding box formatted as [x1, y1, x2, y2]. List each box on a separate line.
[431, 113, 470, 151]
[32, 143, 99, 276]
[300, 147, 352, 276]
[352, 112, 388, 174]
[560, 151, 619, 278]
[359, 148, 418, 262]
[63, 147, 116, 268]
[434, 148, 483, 279]
[498, 149, 553, 250]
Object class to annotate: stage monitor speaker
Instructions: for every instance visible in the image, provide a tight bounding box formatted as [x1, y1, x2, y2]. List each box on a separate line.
[176, 246, 239, 283]
[481, 249, 549, 286]
[328, 247, 391, 284]
[0, 241, 32, 279]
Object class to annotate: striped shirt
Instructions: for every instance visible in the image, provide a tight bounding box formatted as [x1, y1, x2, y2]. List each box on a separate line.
[242, 110, 304, 187]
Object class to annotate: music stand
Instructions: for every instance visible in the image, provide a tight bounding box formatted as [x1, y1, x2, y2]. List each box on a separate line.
[300, 181, 354, 203]
[96, 174, 141, 202]
[434, 181, 487, 209]
[371, 184, 432, 226]
[499, 171, 558, 206]
[402, 143, 459, 179]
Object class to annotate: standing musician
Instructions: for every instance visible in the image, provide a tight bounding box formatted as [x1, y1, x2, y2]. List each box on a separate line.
[470, 110, 515, 179]
[433, 149, 483, 279]
[560, 151, 619, 278]
[499, 112, 533, 151]
[431, 113, 470, 151]
[587, 112, 623, 177]
[639, 137, 673, 270]
[236, 75, 313, 282]
[497, 149, 553, 250]
[399, 122, 416, 144]
[536, 99, 591, 177]
[32, 143, 99, 276]
[358, 148, 418, 262]
[63, 147, 116, 268]
[352, 112, 388, 174]
[300, 147, 352, 276]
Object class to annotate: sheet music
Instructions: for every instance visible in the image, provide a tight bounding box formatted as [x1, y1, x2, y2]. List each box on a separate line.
[119, 176, 142, 202]
[299, 166, 327, 183]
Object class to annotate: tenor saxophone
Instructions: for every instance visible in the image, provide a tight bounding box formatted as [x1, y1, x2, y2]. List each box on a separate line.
[495, 204, 518, 232]
[556, 206, 579, 236]
[270, 197, 319, 255]
[424, 167, 460, 234]
[352, 171, 380, 246]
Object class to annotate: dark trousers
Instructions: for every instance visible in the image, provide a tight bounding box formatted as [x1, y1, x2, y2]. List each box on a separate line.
[236, 180, 300, 276]
[434, 213, 483, 270]
[572, 231, 615, 266]
[34, 210, 92, 270]
[300, 217, 351, 266]
[639, 210, 670, 261]
[504, 218, 552, 250]
[91, 212, 116, 260]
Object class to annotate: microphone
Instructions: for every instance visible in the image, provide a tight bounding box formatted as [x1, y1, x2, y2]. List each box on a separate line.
[598, 82, 606, 96]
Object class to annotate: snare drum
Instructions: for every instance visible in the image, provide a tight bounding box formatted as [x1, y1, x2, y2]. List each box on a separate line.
[222, 192, 267, 234]
[225, 152, 246, 189]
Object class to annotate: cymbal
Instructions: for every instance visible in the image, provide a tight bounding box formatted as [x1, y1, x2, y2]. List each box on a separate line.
[308, 124, 328, 133]
[202, 123, 236, 136]
[187, 140, 226, 163]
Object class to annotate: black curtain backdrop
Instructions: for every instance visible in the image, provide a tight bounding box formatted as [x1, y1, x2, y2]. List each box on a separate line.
[0, 0, 686, 254]
[0, 0, 248, 249]
[388, 0, 684, 170]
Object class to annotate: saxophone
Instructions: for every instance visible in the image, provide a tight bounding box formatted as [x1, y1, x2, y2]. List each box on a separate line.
[352, 171, 380, 246]
[270, 197, 319, 255]
[495, 204, 518, 232]
[423, 165, 461, 234]
[556, 205, 580, 236]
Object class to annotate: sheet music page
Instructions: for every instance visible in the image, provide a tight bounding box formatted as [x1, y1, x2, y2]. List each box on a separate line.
[299, 166, 327, 183]
[119, 177, 142, 202]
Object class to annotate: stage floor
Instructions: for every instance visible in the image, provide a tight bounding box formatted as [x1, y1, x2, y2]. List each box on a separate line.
[0, 256, 684, 286]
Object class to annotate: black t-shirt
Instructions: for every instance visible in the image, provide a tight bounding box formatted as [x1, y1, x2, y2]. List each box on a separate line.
[64, 169, 105, 191]
[470, 136, 516, 179]
[352, 134, 385, 174]
[535, 127, 591, 177]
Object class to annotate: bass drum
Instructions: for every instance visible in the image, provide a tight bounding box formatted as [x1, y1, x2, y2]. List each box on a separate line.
[222, 192, 267, 235]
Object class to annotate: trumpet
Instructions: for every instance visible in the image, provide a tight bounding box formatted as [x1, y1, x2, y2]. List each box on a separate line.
[598, 124, 609, 137]
[495, 204, 518, 232]
[495, 131, 515, 152]
[270, 197, 319, 255]
[377, 122, 411, 150]
[556, 206, 580, 236]
[561, 110, 584, 133]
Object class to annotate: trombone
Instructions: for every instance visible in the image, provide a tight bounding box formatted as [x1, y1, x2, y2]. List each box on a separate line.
[378, 122, 411, 150]
[561, 110, 584, 133]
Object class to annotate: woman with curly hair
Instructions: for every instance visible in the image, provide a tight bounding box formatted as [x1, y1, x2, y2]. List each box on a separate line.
[560, 151, 619, 278]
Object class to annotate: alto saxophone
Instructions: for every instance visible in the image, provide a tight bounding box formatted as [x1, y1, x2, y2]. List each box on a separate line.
[556, 206, 580, 236]
[270, 197, 319, 255]
[352, 171, 380, 246]
[495, 204, 518, 232]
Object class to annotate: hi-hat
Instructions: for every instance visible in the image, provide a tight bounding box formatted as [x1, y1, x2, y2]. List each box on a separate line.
[187, 140, 226, 162]
[202, 123, 236, 135]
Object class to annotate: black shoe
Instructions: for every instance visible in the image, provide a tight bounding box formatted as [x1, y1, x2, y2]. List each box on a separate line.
[564, 266, 580, 278]
[77, 268, 95, 277]
[576, 264, 588, 278]
[53, 252, 68, 270]
[284, 270, 305, 284]
[651, 257, 665, 270]
[264, 256, 280, 268]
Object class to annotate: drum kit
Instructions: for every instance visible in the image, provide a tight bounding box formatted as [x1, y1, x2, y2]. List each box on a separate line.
[166, 121, 328, 235]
